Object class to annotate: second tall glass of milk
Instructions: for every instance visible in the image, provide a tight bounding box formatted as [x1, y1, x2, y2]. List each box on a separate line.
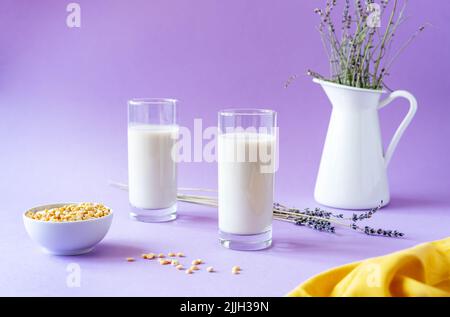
[128, 98, 178, 222]
[218, 109, 277, 250]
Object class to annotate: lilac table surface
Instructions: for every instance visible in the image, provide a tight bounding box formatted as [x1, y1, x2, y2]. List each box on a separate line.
[1, 182, 449, 297]
[1, 0, 450, 296]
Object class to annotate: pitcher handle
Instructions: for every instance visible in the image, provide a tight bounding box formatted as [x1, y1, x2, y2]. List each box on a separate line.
[378, 90, 418, 167]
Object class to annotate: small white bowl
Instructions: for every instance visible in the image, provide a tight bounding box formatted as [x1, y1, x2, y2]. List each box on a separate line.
[23, 203, 113, 255]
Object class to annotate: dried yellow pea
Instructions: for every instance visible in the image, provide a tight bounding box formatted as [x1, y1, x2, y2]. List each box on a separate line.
[26, 203, 111, 222]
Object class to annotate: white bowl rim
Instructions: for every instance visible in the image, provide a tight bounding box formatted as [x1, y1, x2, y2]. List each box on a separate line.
[23, 202, 114, 224]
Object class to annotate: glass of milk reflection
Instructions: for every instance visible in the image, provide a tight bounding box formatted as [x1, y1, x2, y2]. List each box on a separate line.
[218, 109, 277, 250]
[128, 98, 178, 222]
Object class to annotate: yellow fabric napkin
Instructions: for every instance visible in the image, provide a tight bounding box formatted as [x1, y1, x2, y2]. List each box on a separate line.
[288, 237, 450, 297]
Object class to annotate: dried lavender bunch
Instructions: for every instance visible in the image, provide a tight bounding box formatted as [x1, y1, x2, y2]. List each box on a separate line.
[274, 201, 404, 238]
[307, 0, 427, 90]
[109, 182, 404, 238]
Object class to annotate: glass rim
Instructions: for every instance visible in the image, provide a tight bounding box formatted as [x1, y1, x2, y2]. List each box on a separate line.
[218, 108, 276, 117]
[128, 98, 178, 106]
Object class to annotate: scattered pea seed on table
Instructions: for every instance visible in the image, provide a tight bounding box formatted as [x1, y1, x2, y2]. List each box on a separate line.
[126, 252, 243, 276]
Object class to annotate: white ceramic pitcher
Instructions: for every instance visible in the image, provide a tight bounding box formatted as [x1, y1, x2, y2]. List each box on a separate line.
[313, 78, 417, 210]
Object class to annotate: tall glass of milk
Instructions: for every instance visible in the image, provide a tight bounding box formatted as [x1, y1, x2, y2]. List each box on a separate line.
[128, 98, 178, 222]
[218, 109, 277, 250]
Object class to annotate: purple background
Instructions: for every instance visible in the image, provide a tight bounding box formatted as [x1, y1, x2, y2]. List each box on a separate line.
[0, 0, 449, 296]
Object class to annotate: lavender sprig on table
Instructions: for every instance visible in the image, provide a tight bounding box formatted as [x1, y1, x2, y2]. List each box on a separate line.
[273, 201, 404, 238]
[109, 182, 405, 238]
[175, 188, 404, 238]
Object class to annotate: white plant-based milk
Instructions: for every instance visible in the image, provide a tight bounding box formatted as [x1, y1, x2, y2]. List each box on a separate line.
[218, 132, 276, 235]
[128, 124, 178, 209]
